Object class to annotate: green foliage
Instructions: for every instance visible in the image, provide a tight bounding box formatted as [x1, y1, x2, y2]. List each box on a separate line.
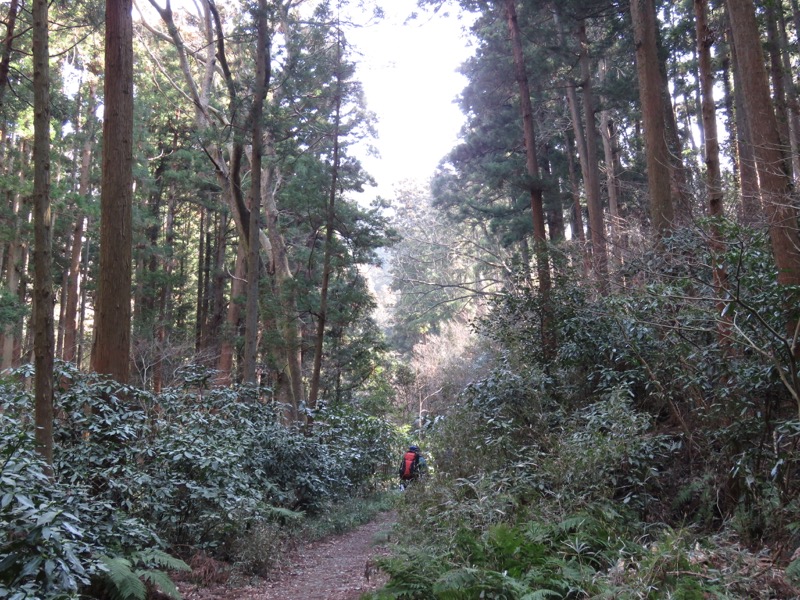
[368, 550, 450, 600]
[432, 567, 531, 599]
[97, 557, 146, 600]
[0, 414, 98, 600]
[0, 288, 27, 329]
[0, 362, 400, 598]
[374, 221, 800, 597]
[95, 549, 189, 600]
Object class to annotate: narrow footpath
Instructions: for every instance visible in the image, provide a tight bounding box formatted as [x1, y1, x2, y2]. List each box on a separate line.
[178, 511, 395, 600]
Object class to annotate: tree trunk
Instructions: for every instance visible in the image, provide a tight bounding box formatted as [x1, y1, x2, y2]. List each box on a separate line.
[195, 207, 206, 353]
[92, 0, 133, 383]
[55, 241, 68, 359]
[1, 140, 24, 371]
[77, 224, 90, 368]
[243, 0, 269, 385]
[142, 154, 167, 329]
[696, 0, 725, 221]
[727, 0, 800, 339]
[217, 242, 245, 386]
[577, 20, 608, 287]
[564, 129, 586, 246]
[503, 0, 553, 357]
[207, 210, 228, 365]
[150, 0, 269, 261]
[690, 40, 706, 152]
[657, 38, 693, 224]
[695, 0, 731, 346]
[564, 129, 591, 277]
[554, 8, 608, 280]
[598, 59, 623, 269]
[776, 2, 800, 183]
[15, 242, 28, 368]
[32, 0, 53, 467]
[64, 80, 96, 364]
[764, 0, 792, 177]
[728, 30, 763, 222]
[630, 0, 675, 237]
[540, 146, 565, 243]
[309, 29, 343, 413]
[0, 0, 19, 110]
[262, 140, 303, 419]
[153, 187, 177, 393]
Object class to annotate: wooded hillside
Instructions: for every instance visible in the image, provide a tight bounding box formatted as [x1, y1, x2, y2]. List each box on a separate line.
[3, 0, 800, 597]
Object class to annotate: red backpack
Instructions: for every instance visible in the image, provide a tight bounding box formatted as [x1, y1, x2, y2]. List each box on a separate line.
[400, 450, 418, 480]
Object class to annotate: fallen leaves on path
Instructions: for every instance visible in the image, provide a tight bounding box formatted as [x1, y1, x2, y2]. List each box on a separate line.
[177, 512, 395, 600]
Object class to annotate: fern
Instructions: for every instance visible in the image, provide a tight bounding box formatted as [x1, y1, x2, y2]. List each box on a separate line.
[787, 557, 800, 582]
[433, 567, 530, 598]
[98, 550, 189, 600]
[140, 570, 181, 600]
[433, 567, 483, 597]
[520, 590, 562, 600]
[558, 514, 590, 534]
[372, 549, 457, 599]
[263, 505, 304, 522]
[132, 548, 190, 573]
[99, 556, 147, 600]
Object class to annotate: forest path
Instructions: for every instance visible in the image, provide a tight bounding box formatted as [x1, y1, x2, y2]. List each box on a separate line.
[178, 511, 396, 600]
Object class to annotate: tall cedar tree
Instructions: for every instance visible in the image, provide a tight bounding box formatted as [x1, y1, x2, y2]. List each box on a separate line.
[630, 0, 674, 237]
[726, 0, 800, 288]
[694, 0, 731, 345]
[92, 0, 134, 382]
[243, 0, 270, 384]
[309, 29, 344, 413]
[502, 0, 554, 357]
[32, 0, 54, 466]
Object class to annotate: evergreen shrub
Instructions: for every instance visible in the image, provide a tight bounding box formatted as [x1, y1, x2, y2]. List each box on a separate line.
[0, 362, 400, 598]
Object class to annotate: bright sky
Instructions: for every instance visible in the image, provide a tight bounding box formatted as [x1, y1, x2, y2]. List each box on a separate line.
[345, 2, 475, 201]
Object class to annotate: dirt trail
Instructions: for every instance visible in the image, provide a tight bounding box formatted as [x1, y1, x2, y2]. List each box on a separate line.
[178, 511, 395, 600]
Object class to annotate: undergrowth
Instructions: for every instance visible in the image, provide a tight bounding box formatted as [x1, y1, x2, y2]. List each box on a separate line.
[232, 492, 399, 578]
[367, 229, 800, 598]
[0, 363, 401, 599]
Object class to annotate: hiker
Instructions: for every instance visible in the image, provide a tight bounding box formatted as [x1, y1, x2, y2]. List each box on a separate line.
[398, 444, 426, 485]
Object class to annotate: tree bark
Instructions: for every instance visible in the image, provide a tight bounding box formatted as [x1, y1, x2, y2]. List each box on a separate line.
[217, 243, 245, 386]
[243, 0, 270, 385]
[32, 0, 53, 467]
[542, 146, 565, 242]
[503, 0, 554, 357]
[598, 58, 623, 269]
[695, 0, 731, 345]
[153, 185, 176, 393]
[555, 10, 593, 273]
[630, 0, 675, 238]
[696, 0, 724, 222]
[64, 81, 96, 364]
[308, 30, 343, 413]
[775, 1, 800, 183]
[207, 210, 228, 364]
[728, 30, 763, 222]
[564, 128, 590, 276]
[92, 0, 133, 383]
[1, 140, 24, 371]
[0, 0, 18, 110]
[262, 138, 303, 419]
[75, 226, 90, 368]
[656, 34, 693, 224]
[726, 0, 800, 324]
[195, 207, 206, 353]
[764, 0, 792, 176]
[577, 21, 608, 287]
